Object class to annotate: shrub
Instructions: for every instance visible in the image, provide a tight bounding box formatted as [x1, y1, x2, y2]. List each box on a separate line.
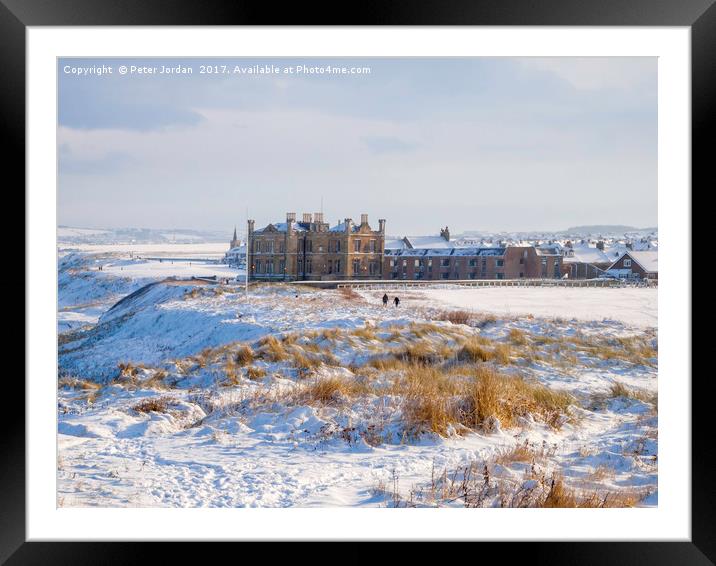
[339, 287, 361, 300]
[258, 335, 288, 361]
[435, 310, 471, 325]
[235, 344, 254, 366]
[508, 328, 528, 345]
[132, 397, 172, 414]
[246, 366, 267, 380]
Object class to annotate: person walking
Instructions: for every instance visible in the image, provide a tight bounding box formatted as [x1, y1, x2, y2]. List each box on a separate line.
[382, 293, 389, 307]
[393, 296, 400, 308]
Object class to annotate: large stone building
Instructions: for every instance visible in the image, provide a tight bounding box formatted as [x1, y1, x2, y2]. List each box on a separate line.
[248, 213, 386, 281]
[246, 214, 563, 282]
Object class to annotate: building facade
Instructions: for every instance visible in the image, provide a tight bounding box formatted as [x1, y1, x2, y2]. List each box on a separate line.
[606, 250, 658, 280]
[246, 215, 564, 282]
[248, 213, 386, 281]
[383, 246, 552, 281]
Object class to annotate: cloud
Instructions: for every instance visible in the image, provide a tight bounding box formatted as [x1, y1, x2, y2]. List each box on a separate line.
[59, 150, 137, 175]
[519, 57, 656, 92]
[362, 136, 420, 154]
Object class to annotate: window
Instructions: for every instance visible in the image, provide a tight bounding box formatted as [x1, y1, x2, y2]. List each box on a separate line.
[370, 240, 376, 252]
[318, 245, 324, 253]
[354, 240, 361, 252]
[369, 261, 379, 276]
[441, 259, 450, 267]
[441, 273, 450, 280]
[255, 260, 262, 273]
[519, 272, 524, 278]
[469, 273, 476, 279]
[402, 259, 407, 267]
[297, 259, 303, 273]
[390, 259, 396, 267]
[279, 241, 285, 253]
[266, 261, 274, 274]
[496, 273, 504, 280]
[335, 260, 341, 274]
[306, 240, 313, 253]
[266, 240, 274, 253]
[624, 259, 632, 267]
[496, 259, 504, 267]
[414, 259, 420, 268]
[353, 259, 361, 274]
[519, 257, 524, 264]
[279, 260, 286, 273]
[305, 259, 312, 273]
[469, 259, 477, 267]
[427, 259, 433, 267]
[330, 240, 341, 253]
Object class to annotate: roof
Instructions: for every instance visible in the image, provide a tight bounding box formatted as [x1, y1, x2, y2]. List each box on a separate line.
[404, 235, 454, 249]
[609, 250, 658, 273]
[563, 245, 611, 265]
[328, 222, 360, 233]
[626, 251, 658, 272]
[254, 222, 307, 234]
[385, 247, 506, 258]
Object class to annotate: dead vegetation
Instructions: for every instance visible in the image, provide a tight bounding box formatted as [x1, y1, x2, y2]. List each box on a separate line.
[131, 396, 174, 414]
[375, 453, 647, 508]
[434, 310, 471, 325]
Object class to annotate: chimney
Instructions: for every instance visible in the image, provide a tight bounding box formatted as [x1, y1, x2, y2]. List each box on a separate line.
[626, 241, 633, 250]
[360, 213, 369, 225]
[344, 218, 352, 234]
[247, 219, 255, 235]
[440, 226, 450, 241]
[286, 212, 295, 233]
[302, 213, 312, 223]
[314, 212, 323, 223]
[596, 240, 604, 251]
[378, 219, 386, 233]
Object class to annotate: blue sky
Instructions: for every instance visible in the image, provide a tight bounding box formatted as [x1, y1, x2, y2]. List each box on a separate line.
[58, 57, 656, 236]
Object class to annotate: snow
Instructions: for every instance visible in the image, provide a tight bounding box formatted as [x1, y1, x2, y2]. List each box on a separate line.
[372, 287, 657, 328]
[57, 250, 658, 508]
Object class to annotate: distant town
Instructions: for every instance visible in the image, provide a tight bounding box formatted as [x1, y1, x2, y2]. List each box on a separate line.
[225, 213, 658, 283]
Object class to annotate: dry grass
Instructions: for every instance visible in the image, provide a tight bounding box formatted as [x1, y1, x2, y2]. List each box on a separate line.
[246, 366, 267, 381]
[508, 328, 528, 345]
[235, 344, 254, 366]
[399, 365, 573, 436]
[399, 341, 445, 365]
[339, 287, 361, 301]
[352, 325, 377, 340]
[292, 376, 369, 406]
[434, 310, 471, 325]
[258, 335, 289, 361]
[131, 396, 173, 414]
[608, 381, 658, 408]
[58, 376, 101, 390]
[456, 338, 511, 365]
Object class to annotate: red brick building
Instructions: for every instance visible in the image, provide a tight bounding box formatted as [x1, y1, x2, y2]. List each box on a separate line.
[607, 250, 658, 280]
[383, 245, 560, 281]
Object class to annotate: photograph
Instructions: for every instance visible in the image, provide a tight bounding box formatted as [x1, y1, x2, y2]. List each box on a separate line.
[56, 56, 659, 509]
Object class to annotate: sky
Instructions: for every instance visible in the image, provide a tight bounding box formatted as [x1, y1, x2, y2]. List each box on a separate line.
[58, 57, 657, 237]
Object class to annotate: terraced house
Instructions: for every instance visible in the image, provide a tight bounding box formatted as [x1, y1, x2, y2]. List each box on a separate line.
[248, 213, 386, 281]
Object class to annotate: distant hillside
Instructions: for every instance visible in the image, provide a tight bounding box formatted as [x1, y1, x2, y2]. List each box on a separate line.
[58, 226, 230, 245]
[565, 225, 656, 234]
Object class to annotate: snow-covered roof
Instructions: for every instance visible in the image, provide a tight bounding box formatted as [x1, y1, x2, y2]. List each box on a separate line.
[328, 222, 362, 233]
[384, 238, 408, 250]
[563, 246, 611, 265]
[254, 222, 307, 234]
[404, 236, 454, 249]
[626, 251, 658, 273]
[385, 247, 506, 258]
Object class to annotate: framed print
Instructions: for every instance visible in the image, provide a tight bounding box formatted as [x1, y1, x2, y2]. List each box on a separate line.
[7, 0, 708, 561]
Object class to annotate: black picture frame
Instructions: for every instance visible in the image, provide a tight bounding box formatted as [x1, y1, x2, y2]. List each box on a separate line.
[6, 0, 707, 561]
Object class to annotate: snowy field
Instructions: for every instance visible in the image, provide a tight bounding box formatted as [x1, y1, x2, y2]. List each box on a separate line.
[360, 287, 657, 328]
[57, 251, 658, 508]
